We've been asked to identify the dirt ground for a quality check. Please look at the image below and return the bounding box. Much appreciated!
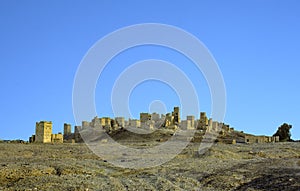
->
[0,141,299,191]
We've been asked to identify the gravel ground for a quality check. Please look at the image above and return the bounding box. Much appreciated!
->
[0,141,299,191]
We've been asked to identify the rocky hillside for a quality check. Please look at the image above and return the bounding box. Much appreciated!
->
[0,141,299,190]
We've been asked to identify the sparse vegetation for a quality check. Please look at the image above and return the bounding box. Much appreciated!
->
[273,123,293,142]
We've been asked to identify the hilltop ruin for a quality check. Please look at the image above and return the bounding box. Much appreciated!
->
[29,107,279,144]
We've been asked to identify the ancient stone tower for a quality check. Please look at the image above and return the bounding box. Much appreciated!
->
[172,107,180,124]
[198,112,208,130]
[187,115,195,129]
[63,123,71,136]
[74,125,83,143]
[82,121,90,129]
[100,117,111,130]
[35,121,52,143]
[140,113,151,123]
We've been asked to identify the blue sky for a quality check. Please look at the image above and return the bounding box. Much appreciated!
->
[0,0,299,140]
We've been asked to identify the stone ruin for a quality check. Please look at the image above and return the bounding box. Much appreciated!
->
[29,107,281,145]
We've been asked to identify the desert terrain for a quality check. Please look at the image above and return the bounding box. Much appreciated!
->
[0,133,300,191]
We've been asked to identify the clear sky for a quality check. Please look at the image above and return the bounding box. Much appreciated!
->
[0,0,299,140]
